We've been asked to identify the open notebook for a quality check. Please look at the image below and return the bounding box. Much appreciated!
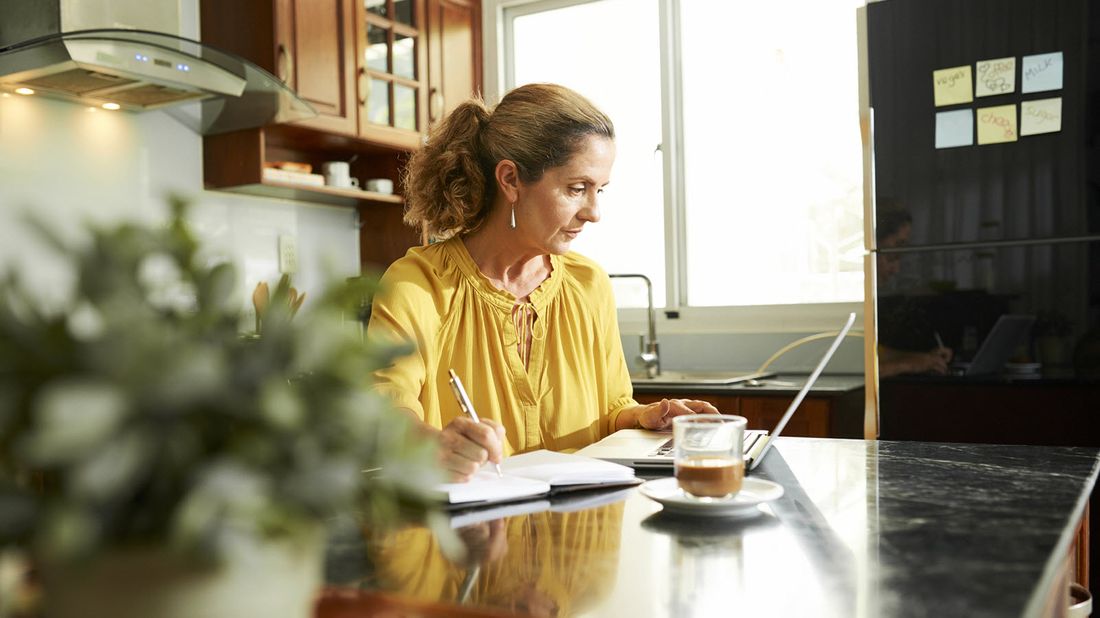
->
[433,449,639,508]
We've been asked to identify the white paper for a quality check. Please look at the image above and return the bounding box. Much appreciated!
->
[501,449,636,486]
[935,109,974,149]
[437,471,550,505]
[975,57,1016,97]
[1021,52,1063,93]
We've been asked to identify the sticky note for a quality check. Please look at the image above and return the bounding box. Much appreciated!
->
[933,65,974,106]
[976,105,1018,144]
[1021,52,1063,93]
[935,109,974,148]
[1020,98,1062,136]
[975,57,1016,97]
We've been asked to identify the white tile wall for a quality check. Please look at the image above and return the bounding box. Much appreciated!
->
[0,93,360,324]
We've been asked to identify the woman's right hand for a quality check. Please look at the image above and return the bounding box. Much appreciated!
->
[438,416,506,482]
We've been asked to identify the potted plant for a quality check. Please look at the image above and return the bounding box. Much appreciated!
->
[0,198,441,618]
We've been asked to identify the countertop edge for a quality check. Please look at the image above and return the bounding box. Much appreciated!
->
[1022,453,1100,617]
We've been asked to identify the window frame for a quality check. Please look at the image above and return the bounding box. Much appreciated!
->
[483,0,865,334]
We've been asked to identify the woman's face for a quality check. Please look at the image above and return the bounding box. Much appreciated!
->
[876,221,911,280]
[514,135,615,255]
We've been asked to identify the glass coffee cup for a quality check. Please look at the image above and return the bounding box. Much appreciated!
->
[673,414,747,499]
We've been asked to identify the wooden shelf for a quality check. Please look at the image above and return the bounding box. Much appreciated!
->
[215,182,404,208]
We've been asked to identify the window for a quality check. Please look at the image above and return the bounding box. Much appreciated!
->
[501,0,865,317]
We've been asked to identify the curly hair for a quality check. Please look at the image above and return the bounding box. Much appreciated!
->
[402,83,615,240]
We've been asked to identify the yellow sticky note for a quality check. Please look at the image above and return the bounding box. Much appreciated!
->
[977,105,1018,144]
[933,65,973,107]
[1020,98,1062,136]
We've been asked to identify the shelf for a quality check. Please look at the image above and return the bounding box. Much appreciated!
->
[215,181,404,208]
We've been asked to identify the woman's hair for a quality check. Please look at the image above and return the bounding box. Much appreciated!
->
[876,197,913,242]
[401,83,615,239]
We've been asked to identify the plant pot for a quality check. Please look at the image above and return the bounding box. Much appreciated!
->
[42,526,325,618]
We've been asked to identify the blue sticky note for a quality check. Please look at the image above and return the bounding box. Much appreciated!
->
[1021,52,1063,93]
[935,109,973,149]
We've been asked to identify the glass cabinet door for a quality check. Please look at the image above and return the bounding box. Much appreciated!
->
[360,0,424,136]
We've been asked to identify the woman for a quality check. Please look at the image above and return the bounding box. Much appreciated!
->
[875,201,954,376]
[367,83,717,481]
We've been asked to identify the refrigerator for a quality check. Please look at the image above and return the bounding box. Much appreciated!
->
[860,0,1099,594]
[861,0,1100,440]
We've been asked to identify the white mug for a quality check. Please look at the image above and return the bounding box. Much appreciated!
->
[322,161,359,189]
[364,178,394,194]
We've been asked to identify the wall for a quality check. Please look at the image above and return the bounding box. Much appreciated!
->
[0,93,360,328]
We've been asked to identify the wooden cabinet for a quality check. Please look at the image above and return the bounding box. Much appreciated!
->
[201,0,358,136]
[200,0,482,270]
[356,0,429,150]
[426,0,482,126]
[633,390,862,439]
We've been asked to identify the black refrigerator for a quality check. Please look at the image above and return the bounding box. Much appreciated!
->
[863,0,1099,594]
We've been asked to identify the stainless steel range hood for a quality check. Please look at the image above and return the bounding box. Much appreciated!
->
[0,0,316,135]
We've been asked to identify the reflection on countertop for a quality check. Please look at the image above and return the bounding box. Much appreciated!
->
[321,437,1099,618]
[631,372,865,395]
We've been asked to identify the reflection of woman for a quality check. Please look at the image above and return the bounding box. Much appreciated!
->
[367,84,716,480]
[876,202,953,376]
[370,501,625,616]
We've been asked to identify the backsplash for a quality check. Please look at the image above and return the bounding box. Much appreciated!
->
[0,93,359,325]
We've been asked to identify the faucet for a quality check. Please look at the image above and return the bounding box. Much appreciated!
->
[609,273,660,378]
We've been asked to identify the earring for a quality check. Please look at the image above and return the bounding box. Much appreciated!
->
[509,202,517,230]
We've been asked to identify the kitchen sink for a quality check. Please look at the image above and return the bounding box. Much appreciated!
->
[630,370,776,386]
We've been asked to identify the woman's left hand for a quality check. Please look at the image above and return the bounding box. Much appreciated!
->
[632,398,720,431]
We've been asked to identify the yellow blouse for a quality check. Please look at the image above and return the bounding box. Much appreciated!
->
[366,237,638,454]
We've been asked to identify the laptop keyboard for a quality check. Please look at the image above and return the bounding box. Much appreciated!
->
[650,433,762,458]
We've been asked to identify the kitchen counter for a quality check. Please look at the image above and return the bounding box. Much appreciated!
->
[322,437,1098,618]
[632,372,864,395]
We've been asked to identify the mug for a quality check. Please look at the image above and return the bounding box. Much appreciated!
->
[673,414,747,499]
[364,178,394,194]
[322,161,359,189]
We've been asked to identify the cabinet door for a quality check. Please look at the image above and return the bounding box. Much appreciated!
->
[201,0,357,135]
[277,0,358,135]
[426,0,482,126]
[356,0,429,149]
[739,397,831,438]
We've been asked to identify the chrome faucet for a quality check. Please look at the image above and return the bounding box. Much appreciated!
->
[609,273,660,378]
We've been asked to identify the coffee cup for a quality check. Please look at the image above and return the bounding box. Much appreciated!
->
[322,161,359,189]
[364,178,394,194]
[673,414,746,499]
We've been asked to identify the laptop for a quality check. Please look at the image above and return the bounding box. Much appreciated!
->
[577,312,857,471]
[953,314,1036,376]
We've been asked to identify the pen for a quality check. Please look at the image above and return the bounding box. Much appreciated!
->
[448,369,504,477]
[934,331,946,351]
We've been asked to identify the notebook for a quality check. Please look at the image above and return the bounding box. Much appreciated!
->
[433,449,640,508]
[576,312,857,471]
[953,314,1036,376]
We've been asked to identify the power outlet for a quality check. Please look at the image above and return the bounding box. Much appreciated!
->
[278,235,298,274]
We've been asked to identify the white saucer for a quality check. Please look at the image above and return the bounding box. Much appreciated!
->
[639,477,784,518]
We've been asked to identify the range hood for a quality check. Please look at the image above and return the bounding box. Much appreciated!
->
[0,0,316,135]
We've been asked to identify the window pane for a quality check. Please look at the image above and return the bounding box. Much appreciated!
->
[368,79,390,125]
[393,32,415,79]
[366,24,389,73]
[394,0,414,25]
[394,83,417,130]
[510,0,664,308]
[365,0,387,18]
[681,0,865,306]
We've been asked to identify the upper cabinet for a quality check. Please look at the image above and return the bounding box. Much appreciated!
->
[200,0,480,267]
[358,0,429,150]
[425,0,482,126]
[200,0,359,136]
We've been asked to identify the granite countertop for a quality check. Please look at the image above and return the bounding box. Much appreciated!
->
[632,373,865,395]
[328,437,1099,618]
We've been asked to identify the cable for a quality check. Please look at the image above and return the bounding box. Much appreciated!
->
[755,330,864,374]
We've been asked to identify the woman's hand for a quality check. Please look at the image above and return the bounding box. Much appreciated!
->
[879,345,954,376]
[438,416,506,482]
[623,398,720,431]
